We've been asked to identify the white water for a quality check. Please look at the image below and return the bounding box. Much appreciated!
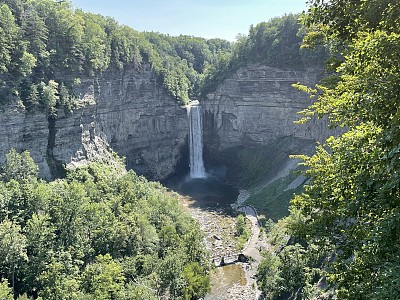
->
[187,103,206,178]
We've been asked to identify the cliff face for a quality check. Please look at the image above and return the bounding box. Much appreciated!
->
[202,64,335,187]
[0,63,331,182]
[203,64,330,152]
[0,64,188,180]
[95,65,188,179]
[0,106,51,177]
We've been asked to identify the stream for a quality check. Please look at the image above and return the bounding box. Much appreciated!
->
[165,175,262,300]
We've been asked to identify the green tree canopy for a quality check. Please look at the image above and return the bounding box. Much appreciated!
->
[0,0,233,106]
[1,149,38,182]
[199,14,328,96]
[0,151,210,299]
[279,0,400,299]
[0,219,28,291]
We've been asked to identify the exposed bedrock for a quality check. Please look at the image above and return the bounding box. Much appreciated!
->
[0,63,333,182]
[0,64,188,180]
[202,64,333,185]
[95,65,188,180]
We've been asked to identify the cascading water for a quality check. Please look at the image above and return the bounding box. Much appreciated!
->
[187,102,206,178]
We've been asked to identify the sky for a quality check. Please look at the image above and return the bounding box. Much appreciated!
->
[70,0,307,41]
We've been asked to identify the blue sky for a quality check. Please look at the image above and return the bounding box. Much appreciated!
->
[70,0,307,41]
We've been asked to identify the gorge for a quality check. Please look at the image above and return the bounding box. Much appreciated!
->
[0,63,329,185]
[1,1,399,299]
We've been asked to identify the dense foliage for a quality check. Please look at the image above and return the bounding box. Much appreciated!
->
[0,150,210,299]
[0,0,327,108]
[257,218,332,300]
[143,32,230,101]
[257,0,400,299]
[199,14,327,96]
[301,0,400,45]
[0,0,230,110]
[234,214,251,249]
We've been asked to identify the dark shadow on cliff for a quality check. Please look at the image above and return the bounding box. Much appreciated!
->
[165,136,317,216]
[204,135,316,189]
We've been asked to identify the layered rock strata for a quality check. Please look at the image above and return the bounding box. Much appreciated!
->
[0,105,51,177]
[0,63,331,182]
[203,64,330,152]
[95,65,188,180]
[0,64,188,180]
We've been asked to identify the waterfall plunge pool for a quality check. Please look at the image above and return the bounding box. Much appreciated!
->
[165,174,239,211]
[181,101,238,209]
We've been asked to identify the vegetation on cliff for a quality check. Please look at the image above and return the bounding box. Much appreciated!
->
[0,150,210,299]
[0,0,328,109]
[0,0,231,110]
[257,0,400,299]
[199,13,328,96]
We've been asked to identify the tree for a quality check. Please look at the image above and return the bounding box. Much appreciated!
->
[0,4,19,73]
[48,180,89,252]
[18,51,36,77]
[302,0,400,44]
[182,262,210,300]
[39,80,59,115]
[21,9,49,71]
[0,279,13,300]
[81,13,109,73]
[81,254,125,300]
[257,251,282,300]
[118,282,158,300]
[23,213,56,293]
[38,252,85,300]
[0,156,210,297]
[279,244,307,295]
[157,253,185,298]
[1,149,38,182]
[0,219,28,292]
[235,214,247,236]
[287,1,400,298]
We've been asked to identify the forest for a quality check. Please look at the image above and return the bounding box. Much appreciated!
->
[0,0,230,111]
[0,0,323,112]
[199,13,327,96]
[0,150,210,299]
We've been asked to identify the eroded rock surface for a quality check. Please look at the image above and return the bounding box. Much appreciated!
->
[203,64,330,152]
[0,64,188,180]
[0,64,331,181]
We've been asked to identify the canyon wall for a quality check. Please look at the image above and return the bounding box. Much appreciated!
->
[203,64,331,152]
[202,64,335,186]
[0,106,51,177]
[0,63,332,182]
[95,65,188,179]
[0,64,188,180]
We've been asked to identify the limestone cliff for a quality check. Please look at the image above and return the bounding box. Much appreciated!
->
[0,63,332,183]
[0,105,51,178]
[203,64,330,152]
[0,64,188,180]
[95,65,188,179]
[202,64,334,187]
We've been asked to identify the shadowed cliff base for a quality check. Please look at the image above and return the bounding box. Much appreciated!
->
[205,136,315,188]
[203,136,316,218]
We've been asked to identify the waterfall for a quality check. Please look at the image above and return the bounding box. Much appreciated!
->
[187,102,206,178]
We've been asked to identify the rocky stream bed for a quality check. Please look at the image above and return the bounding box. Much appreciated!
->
[176,191,263,300]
